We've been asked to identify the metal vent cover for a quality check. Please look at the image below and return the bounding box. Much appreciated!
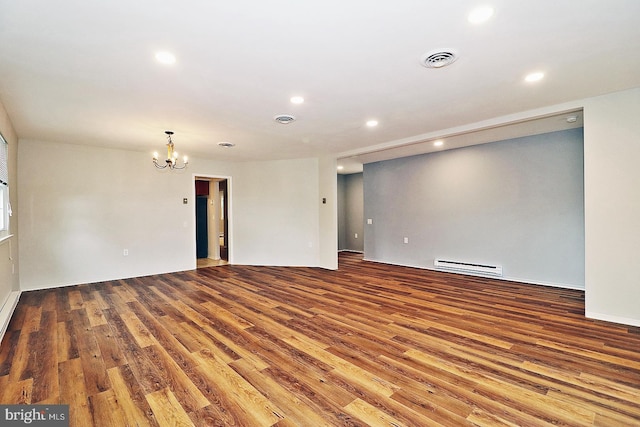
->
[421,50,458,68]
[274,114,296,124]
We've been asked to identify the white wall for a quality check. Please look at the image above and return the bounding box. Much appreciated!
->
[18,140,200,289]
[318,156,338,269]
[584,88,640,326]
[18,140,336,290]
[232,158,321,266]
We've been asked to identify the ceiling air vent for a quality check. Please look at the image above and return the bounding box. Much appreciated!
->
[274,114,296,124]
[421,50,458,69]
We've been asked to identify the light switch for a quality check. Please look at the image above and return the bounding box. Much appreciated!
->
[403,237,409,244]
[367,219,373,225]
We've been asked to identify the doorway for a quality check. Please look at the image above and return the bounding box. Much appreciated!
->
[337,172,364,254]
[194,176,230,267]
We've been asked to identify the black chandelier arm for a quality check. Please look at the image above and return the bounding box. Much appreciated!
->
[152,130,188,170]
[153,158,188,169]
[153,159,169,169]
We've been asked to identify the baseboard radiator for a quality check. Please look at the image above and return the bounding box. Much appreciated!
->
[434,259,503,277]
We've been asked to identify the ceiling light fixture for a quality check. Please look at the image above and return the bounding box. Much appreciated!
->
[290,96,304,104]
[525,71,545,83]
[155,51,176,65]
[274,114,296,124]
[153,131,188,170]
[434,140,444,147]
[366,120,379,127]
[468,6,494,24]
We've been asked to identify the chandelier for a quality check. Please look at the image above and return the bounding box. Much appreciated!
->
[153,131,188,170]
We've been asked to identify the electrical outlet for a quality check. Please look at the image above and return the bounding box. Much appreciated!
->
[403,237,409,244]
[367,218,373,225]
[123,249,129,256]
[354,233,358,239]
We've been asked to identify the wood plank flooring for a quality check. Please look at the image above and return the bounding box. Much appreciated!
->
[1,252,639,426]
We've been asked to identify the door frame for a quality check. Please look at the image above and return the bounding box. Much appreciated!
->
[192,174,233,264]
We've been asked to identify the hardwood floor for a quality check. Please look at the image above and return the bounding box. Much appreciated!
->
[197,258,229,268]
[1,252,639,426]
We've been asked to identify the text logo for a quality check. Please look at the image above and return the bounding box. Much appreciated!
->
[1,405,69,426]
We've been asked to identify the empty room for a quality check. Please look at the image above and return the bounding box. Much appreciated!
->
[0,1,639,426]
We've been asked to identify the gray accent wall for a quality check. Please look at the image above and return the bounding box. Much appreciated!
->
[338,173,364,252]
[363,128,585,288]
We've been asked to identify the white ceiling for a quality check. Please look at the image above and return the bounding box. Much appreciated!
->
[1,1,639,172]
[340,108,585,172]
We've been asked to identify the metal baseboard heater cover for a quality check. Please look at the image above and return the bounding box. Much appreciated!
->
[434,259,503,277]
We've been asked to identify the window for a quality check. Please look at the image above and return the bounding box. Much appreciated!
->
[0,133,9,232]
[0,189,4,231]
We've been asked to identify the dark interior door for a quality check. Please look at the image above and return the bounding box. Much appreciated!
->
[196,196,208,258]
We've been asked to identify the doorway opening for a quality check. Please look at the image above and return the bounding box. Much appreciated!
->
[194,176,230,268]
[337,172,364,257]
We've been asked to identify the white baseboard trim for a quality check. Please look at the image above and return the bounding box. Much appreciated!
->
[0,291,21,344]
[586,311,640,328]
[362,257,584,290]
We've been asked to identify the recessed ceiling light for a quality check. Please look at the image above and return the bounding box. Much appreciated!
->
[337,165,344,171]
[434,140,444,147]
[566,116,578,123]
[525,71,545,83]
[366,120,379,127]
[218,142,235,148]
[468,6,494,24]
[290,96,304,104]
[155,51,176,65]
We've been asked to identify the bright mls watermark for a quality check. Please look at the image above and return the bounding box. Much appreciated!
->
[1,405,69,426]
